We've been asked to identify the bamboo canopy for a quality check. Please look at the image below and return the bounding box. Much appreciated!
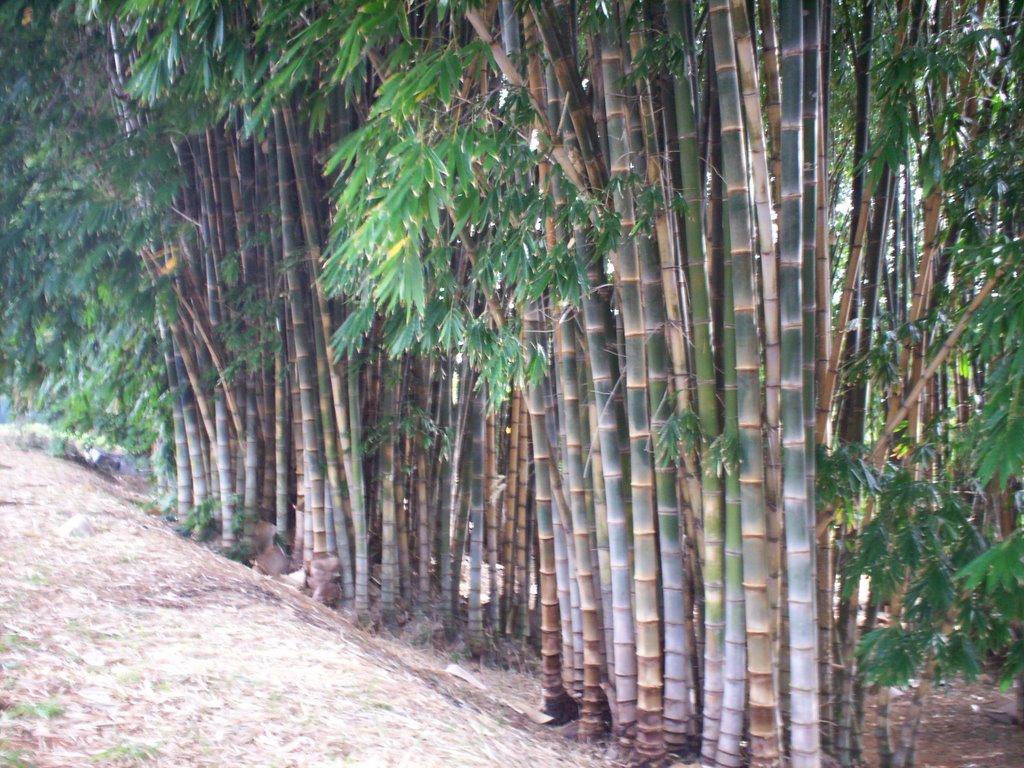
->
[1,2,1023,767]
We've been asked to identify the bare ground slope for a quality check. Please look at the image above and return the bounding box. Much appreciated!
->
[0,438,610,768]
[1,435,1022,768]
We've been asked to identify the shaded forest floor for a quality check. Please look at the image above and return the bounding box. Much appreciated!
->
[0,432,1020,767]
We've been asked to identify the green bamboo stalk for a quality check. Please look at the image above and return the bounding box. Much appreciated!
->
[779,0,821,759]
[380,360,399,630]
[468,381,487,656]
[311,303,355,599]
[555,307,607,736]
[598,13,663,757]
[243,385,259,548]
[626,19,696,750]
[275,336,290,545]
[347,362,369,622]
[718,203,747,768]
[666,3,728,758]
[273,110,327,561]
[173,339,208,511]
[416,370,433,610]
[162,326,192,520]
[707,0,784,761]
[544,371,578,694]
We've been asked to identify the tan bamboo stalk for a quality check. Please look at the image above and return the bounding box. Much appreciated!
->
[707,0,783,761]
[623,15,696,748]
[869,269,1003,467]
[543,365,579,693]
[273,111,327,560]
[525,301,579,723]
[311,299,355,597]
[556,306,608,737]
[729,0,784,639]
[757,0,783,206]
[344,361,367,621]
[514,393,531,638]
[528,21,631,735]
[599,12,663,758]
[583,352,617,690]
[397,427,412,604]
[486,407,500,631]
[173,341,208,511]
[416,361,433,609]
[289,325,305,565]
[501,391,522,625]
[168,319,216,456]
[282,103,355,592]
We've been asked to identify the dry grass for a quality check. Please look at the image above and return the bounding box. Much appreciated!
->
[0,433,614,768]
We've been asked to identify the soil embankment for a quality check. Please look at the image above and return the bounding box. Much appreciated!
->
[0,437,607,767]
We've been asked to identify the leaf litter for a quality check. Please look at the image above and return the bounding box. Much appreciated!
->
[0,436,612,768]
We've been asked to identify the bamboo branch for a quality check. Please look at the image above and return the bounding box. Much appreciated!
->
[869,268,1004,466]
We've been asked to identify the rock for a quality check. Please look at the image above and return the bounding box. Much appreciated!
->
[431,623,446,649]
[58,514,95,538]
[312,580,341,606]
[309,556,341,580]
[253,521,277,554]
[254,545,289,576]
[283,569,307,589]
[308,556,341,606]
[984,701,1022,725]
[251,521,287,576]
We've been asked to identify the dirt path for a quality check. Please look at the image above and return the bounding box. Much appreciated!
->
[0,439,610,768]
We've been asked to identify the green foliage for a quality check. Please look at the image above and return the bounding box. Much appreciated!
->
[175,497,217,540]
[842,457,1024,689]
[91,741,160,764]
[0,2,171,453]
[817,443,881,526]
[0,741,33,768]
[655,407,702,467]
[2,697,64,721]
[956,532,1024,688]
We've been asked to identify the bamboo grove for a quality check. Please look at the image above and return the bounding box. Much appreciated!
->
[2,1,1023,766]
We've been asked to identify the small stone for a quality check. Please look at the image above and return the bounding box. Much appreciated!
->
[58,514,95,538]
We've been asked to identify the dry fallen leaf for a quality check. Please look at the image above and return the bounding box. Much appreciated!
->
[445,663,487,690]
